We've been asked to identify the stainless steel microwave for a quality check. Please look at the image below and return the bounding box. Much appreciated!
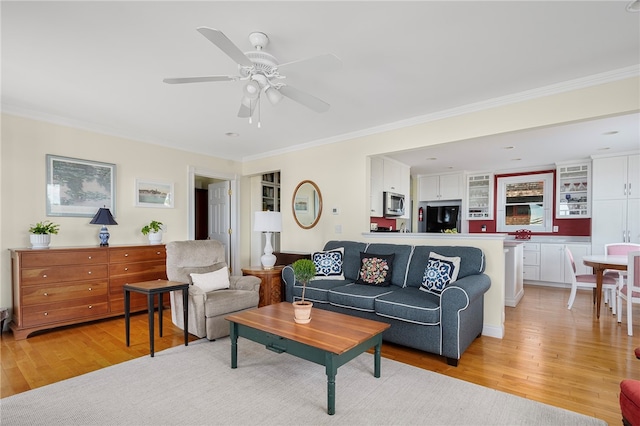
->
[383,191,405,217]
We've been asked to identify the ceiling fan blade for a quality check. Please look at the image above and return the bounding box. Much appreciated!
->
[277,53,342,74]
[163,76,235,84]
[196,27,254,68]
[278,85,330,113]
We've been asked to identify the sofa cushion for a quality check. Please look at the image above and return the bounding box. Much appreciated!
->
[328,283,394,312]
[355,252,395,286]
[312,247,344,280]
[365,243,413,287]
[323,241,368,281]
[375,287,441,325]
[406,246,485,288]
[420,252,461,295]
[292,278,349,303]
[203,289,258,317]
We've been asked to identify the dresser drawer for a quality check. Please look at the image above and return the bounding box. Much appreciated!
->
[22,280,108,305]
[20,264,109,286]
[20,250,108,267]
[22,301,109,327]
[109,246,166,263]
[109,260,166,277]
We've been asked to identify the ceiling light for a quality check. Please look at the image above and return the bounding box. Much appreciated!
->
[503,146,515,150]
[511,158,522,161]
[603,131,619,135]
[598,147,611,151]
[425,157,437,161]
[627,0,640,12]
[243,80,260,99]
[265,87,282,105]
[225,132,239,137]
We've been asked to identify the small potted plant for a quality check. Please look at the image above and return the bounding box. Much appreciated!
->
[28,220,60,249]
[141,220,164,245]
[291,259,316,324]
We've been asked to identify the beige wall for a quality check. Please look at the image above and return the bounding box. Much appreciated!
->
[0,114,243,310]
[1,76,638,337]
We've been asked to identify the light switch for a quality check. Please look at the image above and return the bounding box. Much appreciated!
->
[335,224,342,234]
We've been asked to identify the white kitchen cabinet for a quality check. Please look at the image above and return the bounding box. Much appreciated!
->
[370,156,384,217]
[535,243,592,284]
[466,173,493,220]
[370,156,410,219]
[522,242,540,281]
[504,243,524,307]
[418,173,462,202]
[556,162,590,218]
[591,154,640,253]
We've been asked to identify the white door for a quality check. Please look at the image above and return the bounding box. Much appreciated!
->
[208,181,230,264]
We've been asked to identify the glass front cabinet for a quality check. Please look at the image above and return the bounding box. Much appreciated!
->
[555,162,591,218]
[466,173,494,220]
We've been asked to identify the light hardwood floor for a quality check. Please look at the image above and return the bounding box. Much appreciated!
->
[1,285,639,425]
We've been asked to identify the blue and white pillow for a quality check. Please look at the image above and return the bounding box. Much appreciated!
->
[420,252,461,295]
[312,248,344,280]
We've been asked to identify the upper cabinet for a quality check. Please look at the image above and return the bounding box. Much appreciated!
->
[592,154,639,201]
[370,156,410,218]
[466,173,493,220]
[555,162,591,218]
[418,173,463,202]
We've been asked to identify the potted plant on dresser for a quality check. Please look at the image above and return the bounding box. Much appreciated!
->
[141,220,164,245]
[291,258,316,324]
[28,220,60,249]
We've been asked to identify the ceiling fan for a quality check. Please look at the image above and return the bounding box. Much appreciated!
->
[163,27,341,125]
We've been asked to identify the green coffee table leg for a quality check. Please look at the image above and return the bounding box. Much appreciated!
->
[326,354,337,415]
[230,322,238,369]
[374,339,382,378]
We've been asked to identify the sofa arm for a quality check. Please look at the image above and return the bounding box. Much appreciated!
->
[282,265,295,302]
[229,275,261,292]
[440,274,491,363]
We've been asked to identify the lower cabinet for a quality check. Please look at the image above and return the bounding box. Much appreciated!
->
[10,245,167,340]
[524,242,591,286]
[504,243,524,307]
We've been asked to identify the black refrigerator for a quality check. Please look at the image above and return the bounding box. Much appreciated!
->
[417,202,461,233]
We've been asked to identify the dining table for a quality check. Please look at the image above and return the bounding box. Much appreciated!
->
[582,254,628,319]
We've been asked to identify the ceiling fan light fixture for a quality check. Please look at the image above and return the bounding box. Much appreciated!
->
[244,80,260,99]
[265,87,283,105]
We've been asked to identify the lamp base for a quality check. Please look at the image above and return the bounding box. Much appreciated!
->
[98,226,110,246]
[260,231,276,269]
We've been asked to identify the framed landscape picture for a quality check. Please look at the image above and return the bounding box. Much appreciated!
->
[46,155,116,217]
[135,179,174,208]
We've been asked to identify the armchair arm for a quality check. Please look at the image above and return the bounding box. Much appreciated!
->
[229,275,261,292]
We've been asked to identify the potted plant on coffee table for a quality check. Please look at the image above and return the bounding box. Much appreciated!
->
[28,220,60,249]
[141,220,164,245]
[291,258,316,324]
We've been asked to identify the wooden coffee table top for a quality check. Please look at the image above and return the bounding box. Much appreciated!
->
[226,302,390,355]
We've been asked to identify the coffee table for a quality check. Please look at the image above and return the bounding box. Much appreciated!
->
[225,302,390,415]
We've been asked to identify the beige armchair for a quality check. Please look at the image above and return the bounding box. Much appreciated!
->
[166,240,260,340]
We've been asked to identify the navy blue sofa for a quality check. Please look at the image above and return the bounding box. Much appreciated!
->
[282,240,491,366]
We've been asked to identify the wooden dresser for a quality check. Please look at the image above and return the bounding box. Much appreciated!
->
[10,245,167,340]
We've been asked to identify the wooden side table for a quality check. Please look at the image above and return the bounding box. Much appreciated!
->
[242,266,285,307]
[124,280,189,357]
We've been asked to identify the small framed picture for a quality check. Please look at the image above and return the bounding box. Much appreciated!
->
[135,179,174,208]
[294,196,309,213]
[46,155,116,217]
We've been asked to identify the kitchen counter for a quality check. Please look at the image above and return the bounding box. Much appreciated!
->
[364,232,590,244]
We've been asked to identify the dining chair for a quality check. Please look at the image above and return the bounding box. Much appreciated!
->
[565,246,617,311]
[618,251,640,336]
[604,243,640,302]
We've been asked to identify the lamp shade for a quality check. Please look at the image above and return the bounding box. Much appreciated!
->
[254,211,281,232]
[90,208,118,225]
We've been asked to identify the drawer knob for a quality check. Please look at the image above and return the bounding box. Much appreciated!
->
[43,312,48,316]
[88,305,93,309]
[124,253,129,257]
[88,287,92,291]
[156,252,161,255]
[42,274,47,278]
[43,292,48,296]
[88,256,92,259]
[124,267,128,271]
[88,271,92,275]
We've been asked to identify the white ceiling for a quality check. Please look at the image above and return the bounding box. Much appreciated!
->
[2,1,639,173]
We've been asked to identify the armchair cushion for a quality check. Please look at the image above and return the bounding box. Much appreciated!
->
[190,267,230,292]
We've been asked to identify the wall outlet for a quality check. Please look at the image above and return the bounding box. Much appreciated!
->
[335,224,342,234]
[553,225,559,233]
[332,207,340,215]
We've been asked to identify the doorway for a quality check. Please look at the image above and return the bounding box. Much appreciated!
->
[188,166,239,275]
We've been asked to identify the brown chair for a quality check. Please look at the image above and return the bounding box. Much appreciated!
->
[166,240,260,340]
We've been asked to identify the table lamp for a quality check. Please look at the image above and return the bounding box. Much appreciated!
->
[90,207,118,246]
[254,211,282,269]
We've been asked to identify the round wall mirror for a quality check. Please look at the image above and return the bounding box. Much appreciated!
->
[292,180,322,229]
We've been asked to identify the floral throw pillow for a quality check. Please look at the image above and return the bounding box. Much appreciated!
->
[355,252,395,286]
[312,248,345,280]
[420,252,461,295]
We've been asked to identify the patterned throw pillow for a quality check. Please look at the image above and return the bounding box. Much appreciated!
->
[312,248,345,280]
[420,252,461,295]
[355,252,395,286]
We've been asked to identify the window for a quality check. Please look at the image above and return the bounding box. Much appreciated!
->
[496,173,553,232]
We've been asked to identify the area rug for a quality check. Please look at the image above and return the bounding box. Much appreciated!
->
[1,337,605,425]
